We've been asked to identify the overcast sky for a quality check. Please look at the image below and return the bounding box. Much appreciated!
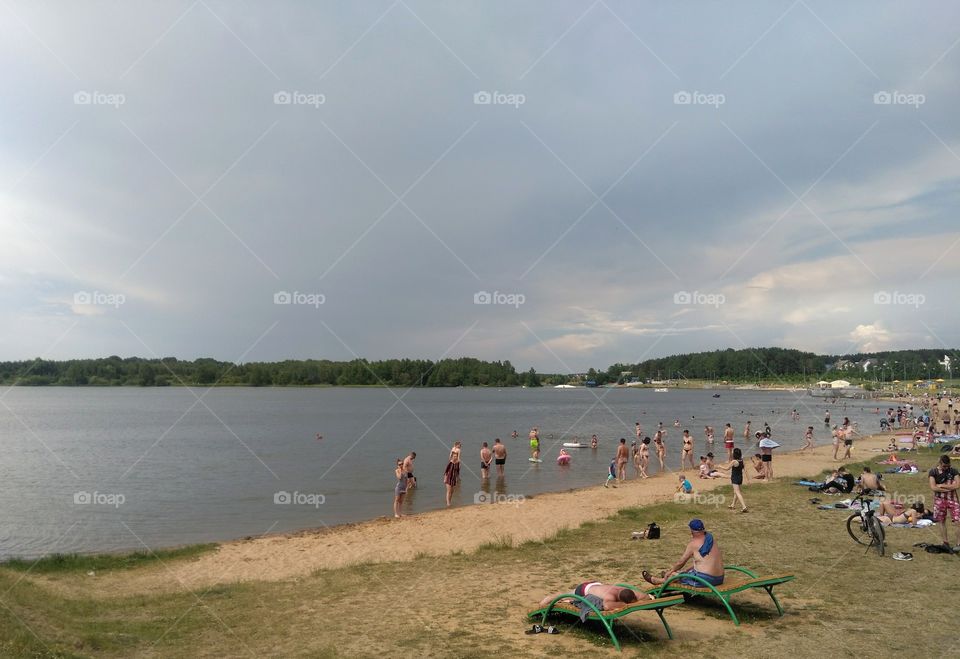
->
[2,1,959,372]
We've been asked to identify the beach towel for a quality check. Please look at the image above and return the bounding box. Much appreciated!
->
[795,480,820,487]
[575,594,605,622]
[699,532,715,557]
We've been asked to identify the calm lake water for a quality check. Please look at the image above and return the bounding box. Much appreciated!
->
[0,387,884,559]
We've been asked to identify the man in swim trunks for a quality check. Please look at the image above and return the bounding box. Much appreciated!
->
[480,442,492,480]
[929,454,960,551]
[492,438,507,476]
[402,451,417,490]
[723,423,735,461]
[616,438,629,482]
[642,519,724,587]
[537,582,646,609]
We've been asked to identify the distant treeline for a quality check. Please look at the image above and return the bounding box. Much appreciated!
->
[0,357,538,387]
[0,348,953,387]
[602,347,954,383]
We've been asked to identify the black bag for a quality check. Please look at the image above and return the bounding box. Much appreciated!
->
[646,522,660,540]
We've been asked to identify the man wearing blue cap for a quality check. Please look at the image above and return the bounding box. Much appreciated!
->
[641,519,724,587]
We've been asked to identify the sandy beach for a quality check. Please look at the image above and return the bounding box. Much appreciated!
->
[48,433,891,597]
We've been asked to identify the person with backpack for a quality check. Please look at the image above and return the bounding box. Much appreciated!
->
[929,454,960,552]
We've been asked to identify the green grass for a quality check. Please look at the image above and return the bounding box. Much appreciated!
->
[0,543,217,574]
[1,449,957,657]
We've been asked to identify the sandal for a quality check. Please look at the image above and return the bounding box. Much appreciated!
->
[641,570,653,584]
[892,552,913,561]
[740,508,749,513]
[546,626,560,634]
[525,624,544,635]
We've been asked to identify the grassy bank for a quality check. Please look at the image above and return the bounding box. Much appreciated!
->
[1,450,956,658]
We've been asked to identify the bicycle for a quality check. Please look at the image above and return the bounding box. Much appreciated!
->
[845,491,885,556]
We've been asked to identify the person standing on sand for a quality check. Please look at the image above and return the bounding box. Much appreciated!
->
[841,425,854,460]
[831,425,841,460]
[480,442,492,480]
[393,459,407,518]
[716,448,747,513]
[402,452,417,490]
[929,455,960,552]
[443,442,461,507]
[492,438,507,477]
[723,423,734,461]
[681,430,695,471]
[616,438,629,482]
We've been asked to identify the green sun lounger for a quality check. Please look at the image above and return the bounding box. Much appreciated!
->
[527,593,684,651]
[624,566,795,626]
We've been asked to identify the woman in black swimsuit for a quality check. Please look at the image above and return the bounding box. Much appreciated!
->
[719,448,748,513]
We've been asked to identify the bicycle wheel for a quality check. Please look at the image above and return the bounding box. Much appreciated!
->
[846,513,871,546]
[869,515,885,556]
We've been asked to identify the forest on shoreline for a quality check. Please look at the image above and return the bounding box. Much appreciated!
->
[0,347,953,387]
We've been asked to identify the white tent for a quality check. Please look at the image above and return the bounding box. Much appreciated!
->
[829,379,851,388]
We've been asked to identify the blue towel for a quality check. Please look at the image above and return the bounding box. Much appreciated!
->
[699,532,714,557]
[796,480,820,486]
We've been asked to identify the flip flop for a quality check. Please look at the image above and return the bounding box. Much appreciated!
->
[546,626,560,634]
[892,552,913,561]
[641,570,653,583]
[525,624,544,635]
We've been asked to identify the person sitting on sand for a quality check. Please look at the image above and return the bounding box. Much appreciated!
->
[698,455,720,479]
[642,519,724,587]
[751,453,766,480]
[675,473,694,499]
[537,582,647,610]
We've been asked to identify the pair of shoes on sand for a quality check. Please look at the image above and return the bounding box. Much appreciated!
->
[526,624,559,635]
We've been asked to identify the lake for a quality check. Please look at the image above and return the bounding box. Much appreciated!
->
[0,386,884,559]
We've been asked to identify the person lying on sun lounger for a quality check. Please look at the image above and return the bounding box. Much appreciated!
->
[537,582,649,610]
[641,519,725,587]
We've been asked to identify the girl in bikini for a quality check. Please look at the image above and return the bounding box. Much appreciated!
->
[639,437,650,478]
[443,442,461,507]
[654,431,666,473]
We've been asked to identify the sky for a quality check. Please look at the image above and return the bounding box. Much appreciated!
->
[2,1,959,373]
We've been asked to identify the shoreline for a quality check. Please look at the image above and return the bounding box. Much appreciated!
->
[41,433,892,595]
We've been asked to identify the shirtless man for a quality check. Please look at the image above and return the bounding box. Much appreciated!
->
[616,438,629,482]
[681,430,695,471]
[635,422,643,441]
[642,519,724,587]
[723,423,735,461]
[480,442,493,480]
[858,466,884,494]
[402,451,417,490]
[492,438,507,476]
[538,582,645,610]
[743,420,751,443]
